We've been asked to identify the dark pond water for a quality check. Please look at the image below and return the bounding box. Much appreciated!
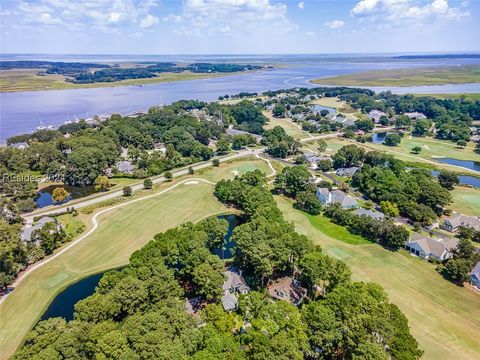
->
[371,132,389,144]
[213,214,242,259]
[434,158,480,172]
[430,170,480,187]
[40,272,104,322]
[39,214,240,321]
[36,184,97,208]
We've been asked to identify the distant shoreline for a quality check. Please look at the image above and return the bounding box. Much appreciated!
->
[311,65,480,87]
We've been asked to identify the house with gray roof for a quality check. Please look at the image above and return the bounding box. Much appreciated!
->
[9,142,29,150]
[226,125,262,142]
[405,233,458,261]
[470,262,480,288]
[222,267,250,311]
[403,112,426,120]
[335,167,359,177]
[115,160,135,174]
[21,216,57,242]
[316,188,359,209]
[368,110,386,123]
[267,277,307,306]
[441,214,480,232]
[354,208,385,220]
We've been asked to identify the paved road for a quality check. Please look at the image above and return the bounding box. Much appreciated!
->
[23,148,265,224]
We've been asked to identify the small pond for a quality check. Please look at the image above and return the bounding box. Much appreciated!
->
[430,170,480,188]
[36,184,98,208]
[40,272,104,322]
[39,214,241,321]
[371,132,389,144]
[213,214,242,260]
[433,158,480,173]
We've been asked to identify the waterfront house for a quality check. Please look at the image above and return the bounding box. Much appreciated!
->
[405,233,458,261]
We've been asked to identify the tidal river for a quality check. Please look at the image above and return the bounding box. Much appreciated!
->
[1,54,480,141]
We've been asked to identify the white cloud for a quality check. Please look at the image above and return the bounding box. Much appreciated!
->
[12,0,160,31]
[351,0,469,25]
[298,2,304,10]
[140,14,158,28]
[325,20,345,29]
[167,0,297,36]
[305,31,316,36]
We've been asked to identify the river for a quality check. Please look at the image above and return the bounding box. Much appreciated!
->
[1,54,480,141]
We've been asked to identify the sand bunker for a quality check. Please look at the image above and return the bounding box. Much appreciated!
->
[232,170,239,176]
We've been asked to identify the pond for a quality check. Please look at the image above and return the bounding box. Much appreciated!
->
[39,214,241,321]
[40,272,104,322]
[430,170,480,188]
[433,158,480,173]
[213,214,242,259]
[36,184,98,208]
[371,132,389,144]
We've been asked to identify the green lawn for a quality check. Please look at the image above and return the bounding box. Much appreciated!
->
[306,213,371,245]
[310,97,360,120]
[413,93,480,101]
[276,197,480,360]
[263,110,312,139]
[449,186,480,216]
[312,65,480,87]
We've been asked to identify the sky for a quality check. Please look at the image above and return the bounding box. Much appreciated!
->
[0,0,479,55]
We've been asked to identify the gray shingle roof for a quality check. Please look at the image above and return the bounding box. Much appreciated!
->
[354,208,385,220]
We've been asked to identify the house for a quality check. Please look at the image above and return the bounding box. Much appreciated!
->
[368,110,386,123]
[226,125,262,142]
[403,112,426,120]
[405,233,459,261]
[354,208,385,220]
[267,277,307,306]
[316,188,359,209]
[333,116,355,127]
[222,267,250,311]
[21,216,57,242]
[9,142,29,150]
[470,262,480,288]
[441,214,480,232]
[115,161,135,174]
[303,151,329,170]
[335,167,359,177]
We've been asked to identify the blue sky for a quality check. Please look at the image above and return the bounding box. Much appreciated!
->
[0,0,478,54]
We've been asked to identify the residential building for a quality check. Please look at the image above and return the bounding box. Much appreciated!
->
[21,216,58,243]
[316,188,359,209]
[354,208,385,220]
[9,142,29,150]
[222,267,250,311]
[404,112,427,120]
[405,233,459,261]
[226,125,263,142]
[368,110,386,123]
[115,160,135,174]
[335,167,359,177]
[470,262,480,288]
[267,277,307,306]
[441,214,480,232]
